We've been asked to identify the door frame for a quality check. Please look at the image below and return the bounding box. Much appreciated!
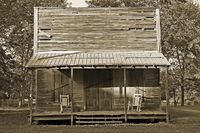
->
[84,69,113,111]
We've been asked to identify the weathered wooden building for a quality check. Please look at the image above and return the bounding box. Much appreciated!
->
[26,7,170,125]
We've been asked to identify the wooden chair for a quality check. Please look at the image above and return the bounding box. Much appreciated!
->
[133,94,142,112]
[60,95,70,113]
[128,94,142,112]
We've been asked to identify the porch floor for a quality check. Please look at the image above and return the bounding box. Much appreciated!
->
[31,110,167,124]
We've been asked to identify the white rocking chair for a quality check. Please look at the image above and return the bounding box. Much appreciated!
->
[60,95,70,113]
[128,94,142,112]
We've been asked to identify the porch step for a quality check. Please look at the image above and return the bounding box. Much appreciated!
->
[75,116,123,120]
[75,115,123,124]
[76,121,123,124]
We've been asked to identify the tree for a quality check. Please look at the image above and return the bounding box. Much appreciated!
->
[86,0,156,7]
[161,1,200,106]
[0,0,70,107]
[86,0,186,7]
[87,0,200,106]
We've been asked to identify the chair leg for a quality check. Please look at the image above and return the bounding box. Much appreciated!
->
[60,104,63,113]
[137,106,141,112]
[136,106,140,112]
[128,101,131,111]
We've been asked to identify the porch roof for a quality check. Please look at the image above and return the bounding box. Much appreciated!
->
[26,52,170,69]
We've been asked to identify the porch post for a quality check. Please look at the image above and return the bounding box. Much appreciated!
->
[30,70,34,125]
[70,67,74,126]
[124,68,127,123]
[165,67,170,123]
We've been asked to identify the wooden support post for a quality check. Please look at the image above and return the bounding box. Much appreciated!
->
[156,9,161,52]
[165,67,170,123]
[159,89,162,111]
[33,7,38,54]
[35,70,38,111]
[159,68,162,111]
[70,67,74,126]
[124,68,127,123]
[30,70,34,125]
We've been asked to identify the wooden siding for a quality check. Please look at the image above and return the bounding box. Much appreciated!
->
[36,8,158,52]
[72,70,84,112]
[36,69,58,112]
[112,70,124,110]
[35,69,161,113]
[112,69,160,111]
[36,69,71,113]
[54,70,61,102]
[84,70,113,111]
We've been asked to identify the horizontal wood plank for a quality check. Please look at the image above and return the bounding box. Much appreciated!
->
[36,8,158,52]
[75,121,123,124]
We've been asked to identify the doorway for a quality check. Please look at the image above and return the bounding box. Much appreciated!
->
[84,70,112,111]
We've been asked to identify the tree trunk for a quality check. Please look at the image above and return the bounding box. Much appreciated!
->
[180,74,185,106]
[18,85,24,108]
[173,88,177,106]
[181,85,184,106]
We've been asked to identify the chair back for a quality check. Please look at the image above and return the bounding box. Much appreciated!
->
[60,95,69,107]
[133,94,142,106]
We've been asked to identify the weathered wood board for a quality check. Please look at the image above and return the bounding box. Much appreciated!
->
[112,69,160,111]
[84,70,112,111]
[35,69,161,113]
[36,69,58,112]
[36,69,71,112]
[35,7,159,52]
[72,70,84,112]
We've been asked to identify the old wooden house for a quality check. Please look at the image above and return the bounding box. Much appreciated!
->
[26,7,170,125]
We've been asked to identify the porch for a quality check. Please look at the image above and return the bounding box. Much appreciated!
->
[32,110,167,124]
[26,52,170,125]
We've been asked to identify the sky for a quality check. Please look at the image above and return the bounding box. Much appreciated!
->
[68,0,88,7]
[68,0,200,7]
[194,0,200,4]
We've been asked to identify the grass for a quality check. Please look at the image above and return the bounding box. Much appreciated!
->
[0,105,200,133]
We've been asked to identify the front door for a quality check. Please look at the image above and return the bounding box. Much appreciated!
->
[86,87,99,111]
[99,87,112,110]
[84,70,112,111]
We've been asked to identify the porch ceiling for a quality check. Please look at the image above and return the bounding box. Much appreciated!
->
[26,52,170,69]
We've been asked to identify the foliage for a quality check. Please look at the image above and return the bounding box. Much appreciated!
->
[1,0,200,107]
[162,1,200,105]
[86,0,157,7]
[86,0,122,7]
[0,0,69,105]
[86,0,187,7]
[87,0,200,106]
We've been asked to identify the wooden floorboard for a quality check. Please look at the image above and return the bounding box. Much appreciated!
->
[127,116,166,120]
[75,111,166,116]
[33,110,166,116]
[31,110,167,123]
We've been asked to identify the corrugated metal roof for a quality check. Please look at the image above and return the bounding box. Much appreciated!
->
[26,52,170,68]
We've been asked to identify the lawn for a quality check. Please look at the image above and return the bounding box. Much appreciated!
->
[0,105,200,133]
